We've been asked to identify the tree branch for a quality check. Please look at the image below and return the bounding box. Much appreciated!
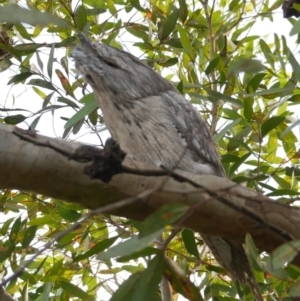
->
[1,123,300,265]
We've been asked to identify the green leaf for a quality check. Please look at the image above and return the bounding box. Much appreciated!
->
[22,226,37,248]
[88,108,98,125]
[287,49,300,82]
[202,87,243,107]
[117,247,158,262]
[245,234,263,272]
[36,282,53,301]
[61,56,68,76]
[139,204,189,238]
[27,79,56,90]
[72,118,84,134]
[259,39,274,67]
[57,97,79,108]
[156,57,178,67]
[182,229,199,258]
[110,274,140,301]
[59,281,92,299]
[272,173,291,189]
[42,92,55,108]
[132,253,165,301]
[266,240,300,273]
[57,232,77,246]
[289,280,300,297]
[75,236,119,261]
[36,51,44,71]
[52,37,76,48]
[214,118,242,142]
[178,0,188,22]
[64,99,98,129]
[86,8,107,15]
[0,5,70,28]
[15,23,32,40]
[280,119,300,139]
[47,43,55,79]
[165,259,204,301]
[160,9,180,41]
[0,43,21,61]
[49,259,63,277]
[243,98,253,120]
[79,93,95,104]
[4,114,26,125]
[223,108,243,119]
[0,246,15,263]
[126,27,148,42]
[177,24,193,58]
[7,72,33,85]
[107,0,117,15]
[244,86,293,98]
[28,216,57,226]
[222,154,241,163]
[164,38,182,48]
[229,59,265,76]
[217,33,226,52]
[56,206,81,222]
[97,229,163,260]
[290,17,300,36]
[62,126,72,139]
[30,115,41,129]
[74,5,87,31]
[227,136,252,153]
[33,86,47,98]
[9,217,21,244]
[205,57,220,75]
[232,21,254,40]
[130,0,146,12]
[267,189,300,196]
[261,116,285,137]
[0,59,12,72]
[14,43,44,54]
[0,218,14,236]
[246,73,266,93]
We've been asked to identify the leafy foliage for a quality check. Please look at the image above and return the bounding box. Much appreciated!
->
[1,0,300,300]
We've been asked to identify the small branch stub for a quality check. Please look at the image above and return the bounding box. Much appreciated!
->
[71,138,126,182]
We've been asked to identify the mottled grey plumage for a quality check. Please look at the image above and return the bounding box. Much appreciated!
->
[72,36,224,177]
[0,287,16,301]
[72,34,261,299]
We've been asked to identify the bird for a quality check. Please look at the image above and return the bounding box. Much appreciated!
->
[0,286,16,301]
[72,34,262,300]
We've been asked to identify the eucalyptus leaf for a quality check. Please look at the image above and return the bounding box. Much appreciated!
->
[261,116,285,137]
[64,99,98,129]
[160,9,180,41]
[229,59,265,76]
[0,5,70,27]
[265,240,300,276]
[47,43,55,80]
[139,204,189,238]
[97,229,163,260]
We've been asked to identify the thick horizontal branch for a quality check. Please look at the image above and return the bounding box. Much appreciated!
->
[0,124,155,220]
[0,123,300,264]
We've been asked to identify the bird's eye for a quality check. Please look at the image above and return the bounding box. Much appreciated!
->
[103,58,119,68]
[86,74,94,84]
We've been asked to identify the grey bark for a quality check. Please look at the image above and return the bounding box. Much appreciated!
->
[72,34,261,299]
[0,124,299,257]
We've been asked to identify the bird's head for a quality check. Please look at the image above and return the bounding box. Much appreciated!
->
[72,34,174,102]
